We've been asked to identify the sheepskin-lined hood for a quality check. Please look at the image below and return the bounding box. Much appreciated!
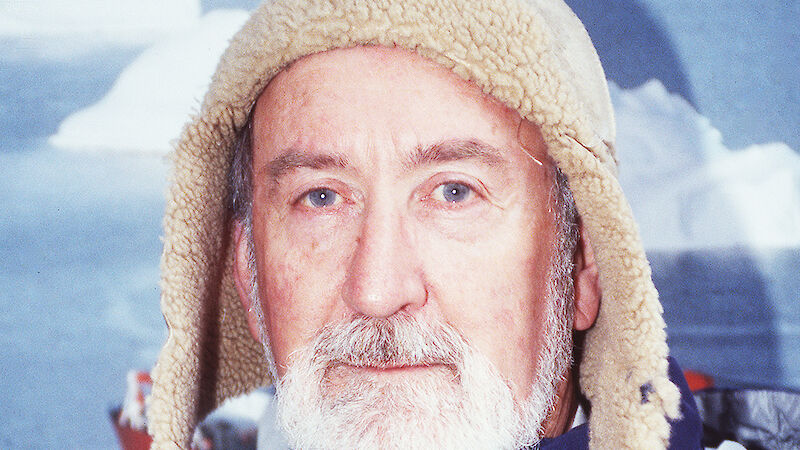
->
[148,0,680,448]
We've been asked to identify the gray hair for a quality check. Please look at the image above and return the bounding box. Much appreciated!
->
[230,111,254,232]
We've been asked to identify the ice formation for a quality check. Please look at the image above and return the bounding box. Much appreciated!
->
[48,9,249,153]
[48,11,800,250]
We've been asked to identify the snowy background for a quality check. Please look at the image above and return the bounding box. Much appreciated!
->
[1,0,798,448]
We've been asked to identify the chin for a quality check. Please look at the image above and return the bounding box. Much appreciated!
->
[274,346,538,450]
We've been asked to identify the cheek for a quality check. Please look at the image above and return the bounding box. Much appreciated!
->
[416,209,553,387]
[253,209,357,372]
[256,257,307,371]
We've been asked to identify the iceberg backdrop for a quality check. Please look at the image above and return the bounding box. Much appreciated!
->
[0,0,797,448]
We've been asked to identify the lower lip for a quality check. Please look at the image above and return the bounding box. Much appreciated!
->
[324,364,454,385]
[358,365,432,374]
[337,364,447,378]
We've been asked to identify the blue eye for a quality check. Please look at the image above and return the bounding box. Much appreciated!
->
[441,182,471,203]
[306,188,337,207]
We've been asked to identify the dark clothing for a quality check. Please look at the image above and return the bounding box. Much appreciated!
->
[695,387,800,449]
[539,358,703,449]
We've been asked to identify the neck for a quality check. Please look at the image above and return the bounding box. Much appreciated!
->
[541,367,580,438]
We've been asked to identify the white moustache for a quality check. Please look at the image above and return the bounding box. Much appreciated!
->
[309,314,468,371]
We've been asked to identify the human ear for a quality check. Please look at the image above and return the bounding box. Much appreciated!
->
[232,220,262,342]
[572,220,601,331]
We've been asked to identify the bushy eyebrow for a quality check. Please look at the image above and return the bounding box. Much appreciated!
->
[262,138,509,183]
[406,139,508,169]
[265,151,350,180]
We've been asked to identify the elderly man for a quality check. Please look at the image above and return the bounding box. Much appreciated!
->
[148,0,702,448]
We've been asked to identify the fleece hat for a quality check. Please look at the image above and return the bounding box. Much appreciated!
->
[148,0,680,448]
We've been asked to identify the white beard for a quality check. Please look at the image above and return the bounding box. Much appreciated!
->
[263,289,573,450]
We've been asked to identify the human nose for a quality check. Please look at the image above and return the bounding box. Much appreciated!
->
[342,206,427,318]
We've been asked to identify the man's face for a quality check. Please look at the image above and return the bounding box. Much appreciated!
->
[238,46,572,447]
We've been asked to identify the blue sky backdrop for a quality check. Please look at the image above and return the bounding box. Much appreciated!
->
[0,1,797,447]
